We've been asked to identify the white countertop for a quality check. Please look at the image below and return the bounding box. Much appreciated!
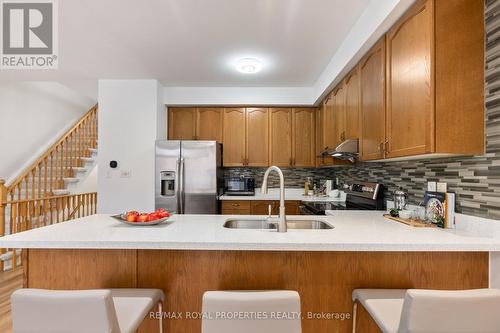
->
[1,211,500,251]
[219,188,346,202]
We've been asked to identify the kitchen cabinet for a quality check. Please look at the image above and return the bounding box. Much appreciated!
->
[344,68,360,140]
[168,107,196,140]
[246,108,269,167]
[292,108,316,167]
[316,94,350,167]
[223,108,246,166]
[332,84,346,147]
[168,107,222,141]
[385,0,433,158]
[221,200,301,215]
[384,0,484,158]
[196,108,223,142]
[359,37,386,161]
[269,108,293,167]
[221,200,251,215]
[316,94,335,166]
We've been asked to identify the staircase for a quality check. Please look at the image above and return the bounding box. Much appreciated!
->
[0,105,98,271]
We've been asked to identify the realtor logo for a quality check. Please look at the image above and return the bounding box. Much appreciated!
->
[1,0,58,69]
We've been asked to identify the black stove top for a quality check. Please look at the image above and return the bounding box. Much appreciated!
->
[300,181,384,215]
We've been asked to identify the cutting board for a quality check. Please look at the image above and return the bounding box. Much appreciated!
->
[383,214,437,228]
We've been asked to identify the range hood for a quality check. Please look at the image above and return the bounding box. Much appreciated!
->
[322,139,359,163]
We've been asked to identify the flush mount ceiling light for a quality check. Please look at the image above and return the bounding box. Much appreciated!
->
[235,58,262,74]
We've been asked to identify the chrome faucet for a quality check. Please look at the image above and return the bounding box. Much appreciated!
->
[261,166,287,232]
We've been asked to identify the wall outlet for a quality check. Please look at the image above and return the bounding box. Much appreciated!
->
[437,182,447,193]
[120,170,132,178]
[427,181,437,192]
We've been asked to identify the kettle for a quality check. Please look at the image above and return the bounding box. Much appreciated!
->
[393,187,407,210]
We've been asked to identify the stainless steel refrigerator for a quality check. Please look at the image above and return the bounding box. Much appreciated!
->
[155,140,222,214]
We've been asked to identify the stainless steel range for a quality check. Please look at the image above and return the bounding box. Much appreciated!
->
[299,181,384,215]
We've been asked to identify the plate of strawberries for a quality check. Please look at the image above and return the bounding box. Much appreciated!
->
[113,208,172,226]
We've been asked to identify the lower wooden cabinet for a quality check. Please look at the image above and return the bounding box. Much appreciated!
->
[221,200,301,215]
[221,200,251,215]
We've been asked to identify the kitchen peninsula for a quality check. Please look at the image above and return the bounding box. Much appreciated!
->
[0,212,495,333]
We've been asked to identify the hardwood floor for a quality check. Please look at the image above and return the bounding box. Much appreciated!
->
[0,268,23,333]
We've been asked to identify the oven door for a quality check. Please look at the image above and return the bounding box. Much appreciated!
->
[299,205,317,215]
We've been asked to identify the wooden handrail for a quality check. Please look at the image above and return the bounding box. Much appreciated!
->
[1,191,97,271]
[6,104,98,201]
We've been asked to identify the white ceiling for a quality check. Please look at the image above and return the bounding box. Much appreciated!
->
[0,0,415,103]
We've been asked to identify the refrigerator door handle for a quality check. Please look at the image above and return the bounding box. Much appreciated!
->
[175,158,181,213]
[179,157,185,214]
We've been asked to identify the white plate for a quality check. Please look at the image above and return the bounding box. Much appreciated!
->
[112,214,171,226]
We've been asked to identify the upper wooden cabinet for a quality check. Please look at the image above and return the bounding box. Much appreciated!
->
[196,108,223,142]
[246,108,269,167]
[168,108,196,140]
[384,0,484,158]
[223,108,246,167]
[168,107,222,141]
[385,0,433,158]
[270,108,293,167]
[292,108,316,167]
[332,84,346,147]
[344,68,360,140]
[360,37,386,161]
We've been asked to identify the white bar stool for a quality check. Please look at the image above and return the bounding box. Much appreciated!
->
[352,288,500,333]
[11,288,165,333]
[202,290,301,333]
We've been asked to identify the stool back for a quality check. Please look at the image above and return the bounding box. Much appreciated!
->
[398,288,500,333]
[202,290,301,333]
[11,288,121,333]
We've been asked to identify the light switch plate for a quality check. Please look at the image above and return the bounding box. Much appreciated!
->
[427,181,437,192]
[120,170,132,178]
[437,182,447,193]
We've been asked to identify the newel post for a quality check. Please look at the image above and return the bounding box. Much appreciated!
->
[0,179,6,271]
[0,179,6,239]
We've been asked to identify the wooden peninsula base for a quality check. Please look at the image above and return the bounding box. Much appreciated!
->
[24,249,488,333]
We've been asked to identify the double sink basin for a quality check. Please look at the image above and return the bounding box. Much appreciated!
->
[223,218,333,230]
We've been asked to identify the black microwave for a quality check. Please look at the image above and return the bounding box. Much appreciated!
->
[225,177,255,196]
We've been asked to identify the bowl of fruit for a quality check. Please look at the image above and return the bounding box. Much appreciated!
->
[112,208,172,226]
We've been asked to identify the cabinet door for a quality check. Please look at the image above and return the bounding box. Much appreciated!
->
[292,108,315,167]
[345,68,360,140]
[323,93,336,152]
[196,108,223,142]
[168,108,196,140]
[332,84,346,147]
[316,101,326,166]
[285,201,301,215]
[246,108,269,167]
[386,0,433,158]
[251,201,275,215]
[223,108,246,166]
[221,201,251,215]
[269,108,293,167]
[360,38,386,161]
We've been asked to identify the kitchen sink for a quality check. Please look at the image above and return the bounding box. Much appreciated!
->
[223,218,333,230]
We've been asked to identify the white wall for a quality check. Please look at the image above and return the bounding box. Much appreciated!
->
[0,82,95,184]
[163,86,313,106]
[97,80,164,213]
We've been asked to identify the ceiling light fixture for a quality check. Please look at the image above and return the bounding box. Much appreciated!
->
[236,58,262,74]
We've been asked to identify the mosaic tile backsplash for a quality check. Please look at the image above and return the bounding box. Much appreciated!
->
[225,1,500,221]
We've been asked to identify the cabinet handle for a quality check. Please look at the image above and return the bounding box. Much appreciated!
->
[231,203,240,207]
[384,139,389,154]
[289,158,293,166]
